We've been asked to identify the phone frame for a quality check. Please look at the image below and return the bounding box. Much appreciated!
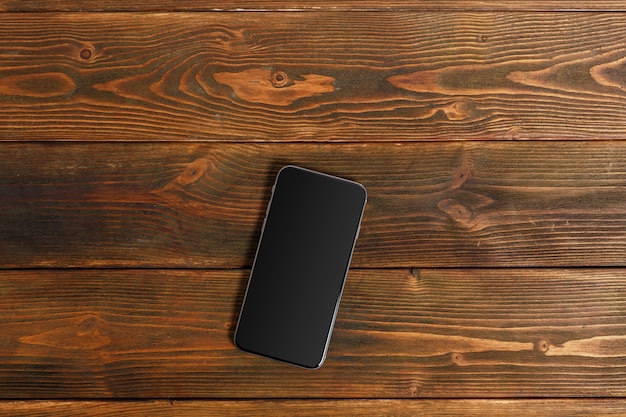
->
[234,165,367,369]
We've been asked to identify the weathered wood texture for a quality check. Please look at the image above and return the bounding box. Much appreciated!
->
[1,1,625,11]
[1,12,626,141]
[2,268,626,398]
[3,399,626,416]
[2,142,626,269]
[2,5,626,414]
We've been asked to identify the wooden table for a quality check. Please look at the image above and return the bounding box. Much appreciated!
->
[2,1,626,415]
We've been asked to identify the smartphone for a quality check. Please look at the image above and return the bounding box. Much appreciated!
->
[234,165,367,369]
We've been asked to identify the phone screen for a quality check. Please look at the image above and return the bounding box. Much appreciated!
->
[234,165,367,369]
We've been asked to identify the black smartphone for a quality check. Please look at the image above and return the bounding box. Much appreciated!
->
[234,165,367,369]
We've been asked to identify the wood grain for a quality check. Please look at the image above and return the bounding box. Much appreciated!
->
[1,1,625,12]
[2,268,626,398]
[2,141,626,268]
[2,5,626,411]
[3,399,626,416]
[1,12,626,141]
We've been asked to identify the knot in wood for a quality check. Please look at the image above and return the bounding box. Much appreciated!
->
[80,48,93,60]
[271,71,289,88]
[177,158,210,186]
[538,340,550,353]
[77,315,99,335]
[451,161,473,189]
[438,199,473,225]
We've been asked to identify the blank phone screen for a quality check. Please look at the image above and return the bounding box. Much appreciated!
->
[234,165,367,369]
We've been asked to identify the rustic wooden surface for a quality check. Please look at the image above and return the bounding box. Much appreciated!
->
[3,268,626,398]
[1,2,626,415]
[4,399,626,416]
[1,12,626,141]
[3,1,626,11]
[2,142,626,268]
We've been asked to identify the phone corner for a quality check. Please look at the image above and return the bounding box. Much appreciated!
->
[276,164,299,177]
[300,359,326,370]
[302,349,329,370]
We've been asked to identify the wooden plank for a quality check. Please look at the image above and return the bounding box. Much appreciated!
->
[2,141,626,268]
[2,1,626,12]
[1,12,626,141]
[2,268,626,398]
[3,399,626,416]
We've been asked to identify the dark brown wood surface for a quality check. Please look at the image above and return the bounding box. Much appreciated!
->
[1,2,626,415]
[1,13,626,141]
[2,142,626,268]
[3,268,626,398]
[3,399,626,416]
[2,1,626,11]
